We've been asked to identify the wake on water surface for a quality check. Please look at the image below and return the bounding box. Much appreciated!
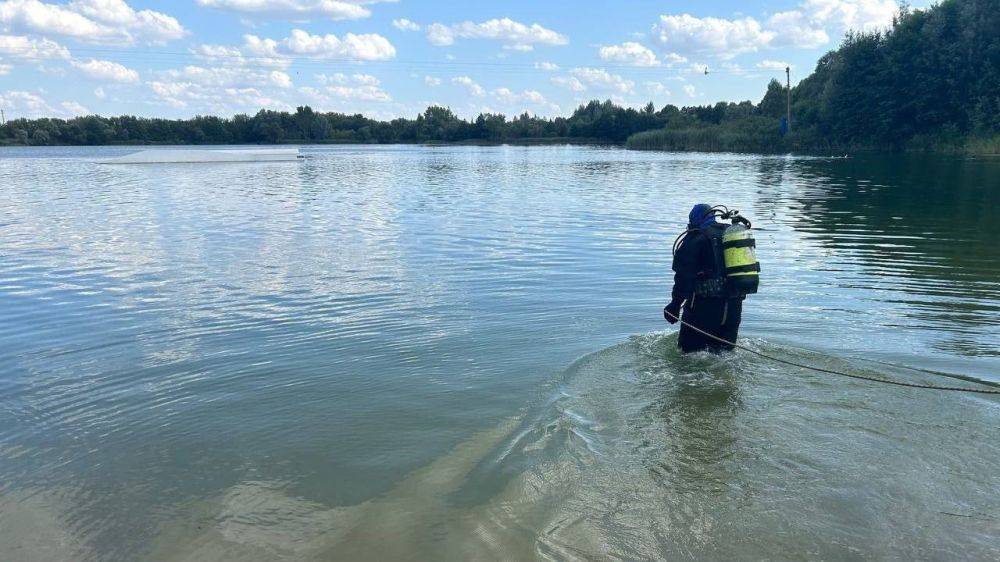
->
[8,334,995,561]
[137,334,1000,560]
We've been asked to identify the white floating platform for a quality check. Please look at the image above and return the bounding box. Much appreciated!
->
[102,148,303,164]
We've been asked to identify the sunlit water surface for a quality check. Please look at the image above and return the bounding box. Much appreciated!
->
[1,145,998,560]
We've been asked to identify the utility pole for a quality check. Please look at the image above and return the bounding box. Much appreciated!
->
[785,66,792,133]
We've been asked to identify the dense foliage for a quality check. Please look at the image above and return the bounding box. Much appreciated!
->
[0,101,677,147]
[0,0,996,153]
[787,0,1000,151]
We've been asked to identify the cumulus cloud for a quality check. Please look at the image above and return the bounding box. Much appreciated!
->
[451,76,484,96]
[555,67,634,94]
[683,84,696,97]
[651,0,900,57]
[242,29,396,63]
[491,87,559,113]
[94,86,105,98]
[0,89,88,117]
[71,58,139,83]
[663,52,688,66]
[241,35,291,67]
[756,59,791,71]
[645,81,670,95]
[766,10,829,48]
[196,0,393,21]
[768,0,897,48]
[147,79,290,112]
[0,63,10,74]
[426,18,567,51]
[653,14,774,59]
[424,75,441,86]
[0,34,70,60]
[392,18,420,31]
[598,42,659,66]
[60,100,88,115]
[298,73,392,107]
[191,44,246,65]
[0,0,186,45]
[534,61,559,71]
[550,75,585,92]
[153,65,293,93]
[803,0,898,32]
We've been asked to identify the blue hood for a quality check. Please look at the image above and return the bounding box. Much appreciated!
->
[688,203,717,228]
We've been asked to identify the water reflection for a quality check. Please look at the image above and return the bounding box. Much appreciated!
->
[644,366,742,496]
[0,146,997,560]
[783,155,1000,355]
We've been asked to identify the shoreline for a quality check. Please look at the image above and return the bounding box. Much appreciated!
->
[2,140,996,158]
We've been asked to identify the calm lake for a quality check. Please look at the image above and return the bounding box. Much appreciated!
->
[1,145,998,560]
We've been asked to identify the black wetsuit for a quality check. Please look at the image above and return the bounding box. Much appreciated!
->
[669,224,743,353]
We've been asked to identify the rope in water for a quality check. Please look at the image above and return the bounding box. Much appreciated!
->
[663,312,1000,395]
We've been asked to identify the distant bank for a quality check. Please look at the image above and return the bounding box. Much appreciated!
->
[1,0,996,156]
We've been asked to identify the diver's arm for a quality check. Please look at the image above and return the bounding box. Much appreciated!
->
[665,234,699,322]
[670,235,699,304]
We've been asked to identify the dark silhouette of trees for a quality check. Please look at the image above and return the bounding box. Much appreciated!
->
[0,0,995,153]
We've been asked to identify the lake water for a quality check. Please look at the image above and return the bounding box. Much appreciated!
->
[1,145,998,561]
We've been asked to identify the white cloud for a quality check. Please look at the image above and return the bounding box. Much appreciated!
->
[316,72,379,86]
[0,34,70,60]
[451,76,484,96]
[804,0,898,32]
[155,65,293,91]
[663,52,688,66]
[767,10,829,48]
[269,69,292,88]
[491,87,558,112]
[648,0,899,57]
[599,42,659,66]
[191,44,245,65]
[645,81,669,95]
[147,80,291,112]
[71,58,139,83]
[94,86,105,98]
[196,0,392,21]
[534,61,558,71]
[756,59,791,71]
[0,63,10,74]
[653,14,774,59]
[721,61,745,74]
[392,18,420,31]
[683,84,696,97]
[568,67,634,94]
[768,0,897,48]
[60,100,88,115]
[551,75,585,92]
[0,89,88,117]
[0,0,186,45]
[299,73,392,107]
[424,75,441,86]
[426,18,567,51]
[242,29,396,62]
[241,34,290,67]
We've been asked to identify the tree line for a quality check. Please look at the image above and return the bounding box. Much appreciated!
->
[630,0,999,153]
[1,0,996,154]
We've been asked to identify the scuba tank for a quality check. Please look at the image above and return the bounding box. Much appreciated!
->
[673,206,760,297]
[721,220,759,295]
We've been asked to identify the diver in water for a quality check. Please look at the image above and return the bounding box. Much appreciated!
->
[663,203,759,353]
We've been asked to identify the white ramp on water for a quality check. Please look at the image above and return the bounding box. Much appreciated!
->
[102,148,303,164]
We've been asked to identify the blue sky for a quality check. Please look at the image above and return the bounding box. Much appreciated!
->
[0,0,917,120]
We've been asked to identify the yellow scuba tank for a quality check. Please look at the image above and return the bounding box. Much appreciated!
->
[722,223,759,295]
